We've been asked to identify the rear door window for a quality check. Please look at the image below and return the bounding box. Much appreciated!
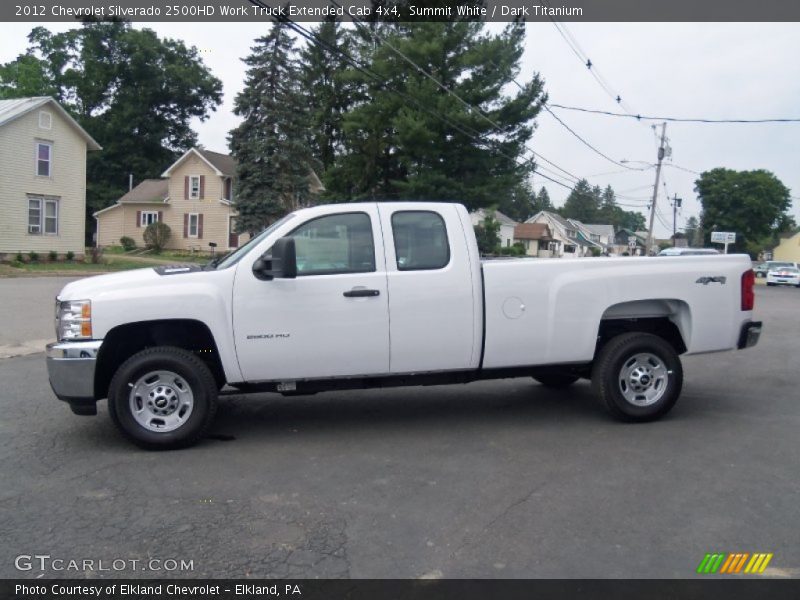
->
[390,211,450,271]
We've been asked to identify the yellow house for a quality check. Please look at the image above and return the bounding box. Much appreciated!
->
[773,231,800,263]
[0,97,101,260]
[95,147,247,252]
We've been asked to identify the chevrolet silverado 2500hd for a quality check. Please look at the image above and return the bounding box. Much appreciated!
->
[46,202,761,448]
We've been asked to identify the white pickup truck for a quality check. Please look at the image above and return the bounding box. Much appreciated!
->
[47,202,761,449]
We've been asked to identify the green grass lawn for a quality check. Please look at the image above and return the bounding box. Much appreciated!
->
[0,253,209,277]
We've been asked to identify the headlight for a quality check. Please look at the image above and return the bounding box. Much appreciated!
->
[56,299,92,340]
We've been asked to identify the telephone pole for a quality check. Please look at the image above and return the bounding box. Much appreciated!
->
[646,122,667,256]
[672,194,682,245]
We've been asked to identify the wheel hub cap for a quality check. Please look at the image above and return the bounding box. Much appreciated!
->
[618,353,669,407]
[129,370,194,432]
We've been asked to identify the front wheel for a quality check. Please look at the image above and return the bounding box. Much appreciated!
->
[591,333,683,422]
[108,346,218,449]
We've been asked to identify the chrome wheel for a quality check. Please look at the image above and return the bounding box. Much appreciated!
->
[618,353,669,407]
[129,370,194,433]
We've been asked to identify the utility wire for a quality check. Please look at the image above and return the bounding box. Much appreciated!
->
[549,103,800,124]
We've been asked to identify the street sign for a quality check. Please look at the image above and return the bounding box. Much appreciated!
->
[711,231,736,244]
[710,231,736,254]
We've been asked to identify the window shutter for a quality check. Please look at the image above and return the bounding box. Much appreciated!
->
[183,213,189,238]
[157,211,163,222]
[198,214,204,239]
[136,211,141,228]
[184,176,189,200]
[199,175,205,199]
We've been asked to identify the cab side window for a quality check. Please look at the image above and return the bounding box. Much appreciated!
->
[391,211,450,271]
[289,212,375,276]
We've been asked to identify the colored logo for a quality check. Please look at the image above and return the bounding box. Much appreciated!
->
[697,553,773,574]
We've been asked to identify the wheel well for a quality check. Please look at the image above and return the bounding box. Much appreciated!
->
[596,317,687,358]
[94,319,224,400]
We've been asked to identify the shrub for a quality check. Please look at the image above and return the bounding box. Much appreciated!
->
[15,252,24,263]
[10,260,24,269]
[120,236,137,251]
[89,246,104,264]
[66,251,75,262]
[28,251,39,263]
[143,222,171,253]
[48,250,58,262]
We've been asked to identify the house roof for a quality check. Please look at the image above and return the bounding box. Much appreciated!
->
[514,223,552,241]
[583,224,615,238]
[118,179,169,204]
[161,147,236,177]
[472,208,518,226]
[0,97,101,151]
[196,148,236,177]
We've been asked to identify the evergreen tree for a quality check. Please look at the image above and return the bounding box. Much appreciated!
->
[684,216,701,246]
[599,185,616,223]
[531,186,553,215]
[300,19,353,174]
[561,179,599,222]
[230,24,320,233]
[325,22,545,207]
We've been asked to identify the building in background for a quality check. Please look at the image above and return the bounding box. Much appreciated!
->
[0,97,101,260]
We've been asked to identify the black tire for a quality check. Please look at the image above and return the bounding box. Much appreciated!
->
[108,346,218,450]
[766,282,775,286]
[591,332,683,422]
[532,373,580,388]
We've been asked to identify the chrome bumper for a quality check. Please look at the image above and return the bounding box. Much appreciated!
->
[46,340,102,403]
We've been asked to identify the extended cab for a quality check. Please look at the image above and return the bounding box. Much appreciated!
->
[46,202,761,448]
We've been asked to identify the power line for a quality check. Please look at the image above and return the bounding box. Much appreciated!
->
[549,103,800,124]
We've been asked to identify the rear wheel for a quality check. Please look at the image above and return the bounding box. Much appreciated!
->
[592,333,682,422]
[108,346,217,449]
[532,373,580,388]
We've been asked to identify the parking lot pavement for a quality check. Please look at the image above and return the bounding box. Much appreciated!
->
[0,286,798,579]
[0,277,79,357]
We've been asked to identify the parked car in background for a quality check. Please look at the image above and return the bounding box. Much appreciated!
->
[658,247,719,256]
[755,261,797,278]
[766,266,800,287]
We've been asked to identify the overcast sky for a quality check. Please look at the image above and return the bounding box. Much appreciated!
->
[2,21,798,237]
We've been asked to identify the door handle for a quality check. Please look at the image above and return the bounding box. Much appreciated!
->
[343,288,380,298]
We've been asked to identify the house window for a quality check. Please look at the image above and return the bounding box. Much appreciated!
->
[189,176,201,199]
[39,111,52,130]
[28,196,58,235]
[188,213,199,237]
[140,211,159,227]
[36,142,52,177]
[224,178,232,201]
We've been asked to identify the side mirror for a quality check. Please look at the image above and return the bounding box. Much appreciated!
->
[252,237,297,281]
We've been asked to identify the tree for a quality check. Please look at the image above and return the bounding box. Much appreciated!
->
[143,222,171,253]
[561,179,599,222]
[695,168,792,255]
[324,21,545,208]
[230,23,320,233]
[531,186,553,215]
[0,22,223,242]
[474,213,501,255]
[683,216,702,247]
[300,19,353,175]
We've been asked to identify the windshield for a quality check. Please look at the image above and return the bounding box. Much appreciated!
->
[210,214,295,270]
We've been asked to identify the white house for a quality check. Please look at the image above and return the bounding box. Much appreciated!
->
[470,208,518,248]
[0,97,101,260]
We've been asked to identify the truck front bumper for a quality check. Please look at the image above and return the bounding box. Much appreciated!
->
[46,340,102,415]
[737,321,762,350]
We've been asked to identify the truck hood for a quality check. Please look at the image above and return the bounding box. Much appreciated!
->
[57,265,205,301]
